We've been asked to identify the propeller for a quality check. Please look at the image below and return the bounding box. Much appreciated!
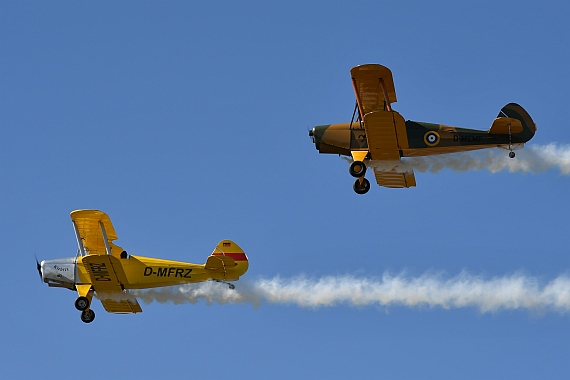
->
[307,126,315,143]
[35,255,43,282]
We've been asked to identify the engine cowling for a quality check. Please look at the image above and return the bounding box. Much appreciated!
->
[41,257,76,289]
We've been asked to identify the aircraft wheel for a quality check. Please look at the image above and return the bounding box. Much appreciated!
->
[353,178,371,195]
[509,151,515,158]
[75,296,90,311]
[80,309,95,324]
[349,161,366,178]
[228,283,235,290]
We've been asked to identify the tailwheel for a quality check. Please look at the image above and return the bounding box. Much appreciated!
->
[228,283,235,290]
[349,161,366,178]
[353,178,370,195]
[75,296,90,311]
[509,151,515,158]
[80,309,95,323]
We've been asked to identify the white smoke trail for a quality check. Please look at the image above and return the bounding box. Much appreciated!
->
[131,272,570,314]
[364,144,570,175]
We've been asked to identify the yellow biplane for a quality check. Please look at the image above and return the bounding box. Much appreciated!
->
[37,210,249,323]
[309,64,537,194]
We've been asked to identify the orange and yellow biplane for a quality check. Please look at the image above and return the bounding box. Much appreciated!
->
[309,64,537,194]
[37,210,249,323]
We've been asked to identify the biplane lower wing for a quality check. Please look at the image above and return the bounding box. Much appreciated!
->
[374,168,416,188]
[97,288,142,314]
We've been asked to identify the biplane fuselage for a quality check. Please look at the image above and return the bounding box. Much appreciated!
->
[312,116,534,158]
[309,64,537,193]
[39,210,248,322]
[43,252,248,291]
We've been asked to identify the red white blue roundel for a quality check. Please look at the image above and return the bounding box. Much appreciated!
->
[424,131,440,146]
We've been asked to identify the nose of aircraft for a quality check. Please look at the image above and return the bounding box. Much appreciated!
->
[309,126,327,151]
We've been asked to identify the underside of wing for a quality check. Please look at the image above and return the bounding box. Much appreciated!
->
[362,111,402,161]
[81,254,129,286]
[97,288,142,314]
[351,64,397,115]
[71,209,124,256]
[84,255,142,313]
[374,168,416,188]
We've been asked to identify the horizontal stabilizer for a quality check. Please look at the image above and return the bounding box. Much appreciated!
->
[205,255,236,271]
[495,103,536,142]
[489,117,523,134]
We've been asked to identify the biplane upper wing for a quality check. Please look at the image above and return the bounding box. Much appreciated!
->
[82,254,142,313]
[70,209,125,256]
[351,64,397,115]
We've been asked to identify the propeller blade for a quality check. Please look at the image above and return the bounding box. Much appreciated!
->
[35,255,42,281]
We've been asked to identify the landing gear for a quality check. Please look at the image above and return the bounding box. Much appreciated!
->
[507,121,515,159]
[353,178,371,195]
[349,161,366,177]
[80,309,95,323]
[75,296,90,311]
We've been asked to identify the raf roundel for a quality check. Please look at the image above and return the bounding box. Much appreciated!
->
[424,131,440,146]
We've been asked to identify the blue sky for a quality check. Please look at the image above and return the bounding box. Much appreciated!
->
[2,1,570,378]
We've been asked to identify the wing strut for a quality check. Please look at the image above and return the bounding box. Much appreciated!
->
[379,78,392,111]
[349,102,361,130]
[99,221,112,255]
[72,221,86,256]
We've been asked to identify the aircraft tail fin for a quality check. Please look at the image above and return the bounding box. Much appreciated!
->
[489,103,536,143]
[205,240,248,280]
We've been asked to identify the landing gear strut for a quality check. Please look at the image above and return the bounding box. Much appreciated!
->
[508,121,515,159]
[215,280,235,290]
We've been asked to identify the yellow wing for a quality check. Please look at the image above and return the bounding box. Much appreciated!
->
[374,168,416,188]
[81,254,142,313]
[97,290,142,314]
[70,209,125,257]
[351,64,397,116]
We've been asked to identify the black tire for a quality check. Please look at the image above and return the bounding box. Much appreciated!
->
[349,161,366,178]
[353,178,371,195]
[80,309,95,323]
[228,283,235,290]
[509,151,515,158]
[75,296,90,311]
